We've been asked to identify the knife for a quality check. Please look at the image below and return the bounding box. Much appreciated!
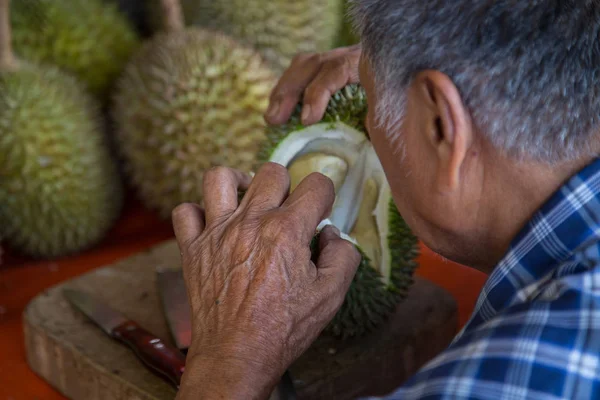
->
[156,268,192,353]
[156,267,298,400]
[63,289,186,389]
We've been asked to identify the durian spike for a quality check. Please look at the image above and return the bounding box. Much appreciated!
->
[161,0,185,33]
[0,0,17,71]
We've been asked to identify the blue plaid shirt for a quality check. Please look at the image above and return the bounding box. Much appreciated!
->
[373,157,600,399]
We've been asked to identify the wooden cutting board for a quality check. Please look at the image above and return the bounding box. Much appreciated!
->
[23,239,458,400]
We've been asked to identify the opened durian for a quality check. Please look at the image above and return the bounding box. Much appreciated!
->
[112,0,277,218]
[10,0,140,98]
[0,0,124,259]
[148,0,342,72]
[256,84,419,338]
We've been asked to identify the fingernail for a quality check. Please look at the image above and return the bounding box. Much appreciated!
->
[266,100,280,118]
[301,104,312,124]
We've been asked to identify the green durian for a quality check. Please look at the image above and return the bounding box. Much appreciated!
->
[255,84,419,338]
[10,0,140,98]
[148,0,343,72]
[112,1,278,218]
[0,0,124,259]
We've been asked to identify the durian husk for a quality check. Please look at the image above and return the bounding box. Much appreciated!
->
[255,84,419,339]
[10,0,140,98]
[0,62,124,258]
[258,84,368,164]
[311,208,419,339]
[148,0,343,72]
[111,28,277,218]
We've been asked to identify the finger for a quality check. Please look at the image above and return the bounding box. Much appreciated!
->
[309,223,342,264]
[282,172,335,244]
[264,53,323,125]
[319,224,341,251]
[301,51,361,125]
[314,227,361,300]
[241,162,290,211]
[264,46,358,125]
[202,167,253,225]
[172,203,206,250]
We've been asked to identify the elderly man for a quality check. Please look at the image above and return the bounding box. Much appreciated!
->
[172,1,600,399]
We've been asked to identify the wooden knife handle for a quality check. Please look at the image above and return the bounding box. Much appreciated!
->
[112,321,186,388]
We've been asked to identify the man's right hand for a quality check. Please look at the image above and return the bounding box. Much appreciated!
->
[172,164,361,399]
[264,44,362,126]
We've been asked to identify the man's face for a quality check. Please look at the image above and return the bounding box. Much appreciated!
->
[358,56,485,267]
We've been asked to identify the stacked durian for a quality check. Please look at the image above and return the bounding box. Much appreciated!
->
[2,0,347,259]
[10,0,140,99]
[0,0,133,259]
[147,0,344,72]
[110,0,278,218]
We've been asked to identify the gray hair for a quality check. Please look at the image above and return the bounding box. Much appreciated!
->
[349,0,600,162]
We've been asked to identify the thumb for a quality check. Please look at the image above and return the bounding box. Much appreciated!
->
[315,225,361,294]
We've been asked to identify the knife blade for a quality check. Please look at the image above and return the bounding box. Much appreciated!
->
[156,267,192,352]
[63,289,186,389]
[156,267,298,400]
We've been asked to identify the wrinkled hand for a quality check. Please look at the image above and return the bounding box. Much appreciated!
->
[264,44,362,126]
[173,163,361,400]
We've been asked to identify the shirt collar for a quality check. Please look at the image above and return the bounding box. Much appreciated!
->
[465,156,600,327]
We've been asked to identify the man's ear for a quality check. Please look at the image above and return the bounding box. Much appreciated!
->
[414,70,472,191]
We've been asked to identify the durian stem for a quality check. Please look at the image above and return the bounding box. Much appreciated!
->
[161,0,185,33]
[0,0,16,71]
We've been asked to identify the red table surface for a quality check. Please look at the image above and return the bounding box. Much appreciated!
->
[0,192,487,400]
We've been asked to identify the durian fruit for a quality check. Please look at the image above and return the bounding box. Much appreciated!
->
[111,0,278,218]
[255,84,419,338]
[10,0,140,98]
[148,0,343,72]
[0,0,124,259]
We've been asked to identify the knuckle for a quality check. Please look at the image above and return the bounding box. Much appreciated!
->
[291,51,315,65]
[342,54,354,71]
[303,86,318,102]
[269,90,282,102]
[270,81,287,100]
[303,80,325,102]
[325,56,347,73]
[204,165,232,183]
[308,52,323,65]
[261,216,288,241]
[307,172,335,193]
[260,162,290,180]
[290,53,305,64]
[171,202,193,218]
